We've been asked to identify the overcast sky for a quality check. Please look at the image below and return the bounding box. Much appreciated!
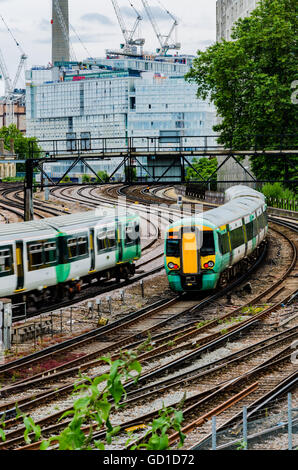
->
[0,0,217,95]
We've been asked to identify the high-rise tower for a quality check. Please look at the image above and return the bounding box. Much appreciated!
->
[51,0,70,64]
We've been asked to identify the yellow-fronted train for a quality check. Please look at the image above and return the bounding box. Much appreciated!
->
[164,185,268,292]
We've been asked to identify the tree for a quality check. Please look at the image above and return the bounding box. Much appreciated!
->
[125,165,137,182]
[185,0,298,186]
[186,157,217,183]
[96,170,110,183]
[0,124,41,172]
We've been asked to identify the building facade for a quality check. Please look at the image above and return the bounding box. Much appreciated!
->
[216,0,258,41]
[0,138,16,179]
[0,100,26,133]
[26,55,216,181]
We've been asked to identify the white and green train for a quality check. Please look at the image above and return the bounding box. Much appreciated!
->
[0,209,141,307]
[165,185,268,292]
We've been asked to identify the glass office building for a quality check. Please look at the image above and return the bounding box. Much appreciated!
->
[26,55,216,180]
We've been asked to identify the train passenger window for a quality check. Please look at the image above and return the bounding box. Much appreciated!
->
[200,232,215,256]
[67,239,77,259]
[230,227,245,249]
[44,242,57,264]
[29,244,43,267]
[258,213,267,229]
[106,230,116,249]
[97,230,107,252]
[166,239,180,257]
[219,233,230,255]
[252,218,258,237]
[0,248,13,276]
[246,221,254,240]
[78,237,88,256]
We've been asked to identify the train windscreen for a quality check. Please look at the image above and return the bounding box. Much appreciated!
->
[166,239,180,257]
[200,231,215,256]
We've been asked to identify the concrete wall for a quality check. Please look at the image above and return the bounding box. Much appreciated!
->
[216,0,258,41]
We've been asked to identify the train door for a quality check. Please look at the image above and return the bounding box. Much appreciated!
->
[15,241,25,292]
[89,229,95,273]
[181,227,199,276]
[117,223,123,263]
[122,221,140,261]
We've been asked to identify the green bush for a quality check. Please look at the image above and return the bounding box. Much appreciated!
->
[261,183,297,207]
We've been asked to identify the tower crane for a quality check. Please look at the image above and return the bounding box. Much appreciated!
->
[140,0,181,55]
[110,0,145,53]
[0,14,28,92]
[0,48,13,95]
[0,15,28,127]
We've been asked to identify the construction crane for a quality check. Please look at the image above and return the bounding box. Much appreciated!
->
[0,15,28,127]
[140,0,181,55]
[0,48,13,95]
[110,0,145,53]
[0,14,28,92]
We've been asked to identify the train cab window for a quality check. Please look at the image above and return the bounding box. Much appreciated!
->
[134,223,141,244]
[0,247,13,276]
[29,244,43,267]
[125,224,136,246]
[230,227,245,249]
[166,239,180,257]
[200,231,215,256]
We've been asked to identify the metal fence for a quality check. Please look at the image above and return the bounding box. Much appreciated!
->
[195,394,297,451]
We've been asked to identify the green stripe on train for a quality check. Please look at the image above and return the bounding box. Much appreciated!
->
[55,232,71,283]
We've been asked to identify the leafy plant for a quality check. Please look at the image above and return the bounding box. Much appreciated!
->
[0,341,185,451]
[40,349,142,450]
[236,439,247,450]
[129,403,186,450]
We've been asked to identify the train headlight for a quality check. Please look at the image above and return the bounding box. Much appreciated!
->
[168,262,179,270]
[204,261,215,269]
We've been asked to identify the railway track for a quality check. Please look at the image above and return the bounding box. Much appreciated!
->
[3,184,169,318]
[0,186,69,220]
[0,184,296,450]
[4,335,296,450]
[0,216,296,449]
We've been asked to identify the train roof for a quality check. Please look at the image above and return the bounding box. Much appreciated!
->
[0,208,139,242]
[169,186,266,230]
[224,185,265,202]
